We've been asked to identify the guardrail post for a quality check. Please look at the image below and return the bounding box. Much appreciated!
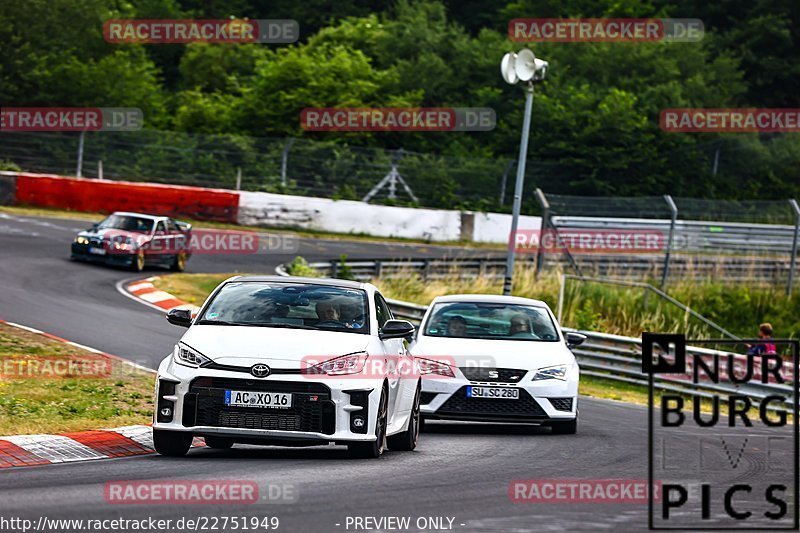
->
[330,259,338,278]
[557,273,567,323]
[280,138,295,188]
[76,130,86,178]
[788,199,800,296]
[422,259,431,281]
[660,195,678,291]
[375,260,383,279]
[499,159,515,205]
[534,188,550,279]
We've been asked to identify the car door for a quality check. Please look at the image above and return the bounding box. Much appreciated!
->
[374,292,413,423]
[167,219,187,258]
[149,220,170,263]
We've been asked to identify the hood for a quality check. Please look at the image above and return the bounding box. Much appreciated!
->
[79,228,151,246]
[409,335,573,370]
[180,325,371,368]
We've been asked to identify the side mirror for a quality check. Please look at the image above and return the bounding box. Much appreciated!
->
[166,308,193,328]
[565,331,587,348]
[91,223,99,231]
[380,319,415,340]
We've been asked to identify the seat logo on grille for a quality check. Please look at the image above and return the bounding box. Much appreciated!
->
[488,370,499,379]
[250,364,271,378]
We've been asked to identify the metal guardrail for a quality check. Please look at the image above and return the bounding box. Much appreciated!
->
[385,299,795,409]
[310,257,514,282]
[308,254,794,285]
[567,328,795,411]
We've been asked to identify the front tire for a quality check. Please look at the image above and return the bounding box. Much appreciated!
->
[550,417,577,435]
[130,250,145,272]
[348,388,388,459]
[153,429,192,457]
[388,384,420,451]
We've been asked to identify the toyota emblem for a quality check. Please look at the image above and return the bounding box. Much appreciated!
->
[250,364,271,378]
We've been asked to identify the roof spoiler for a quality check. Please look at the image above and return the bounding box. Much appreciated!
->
[175,220,192,232]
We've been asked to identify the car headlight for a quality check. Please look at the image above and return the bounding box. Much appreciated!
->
[113,236,134,251]
[173,343,211,368]
[415,357,455,378]
[75,236,89,245]
[532,364,568,381]
[309,352,369,375]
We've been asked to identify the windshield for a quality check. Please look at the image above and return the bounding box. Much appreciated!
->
[198,281,369,334]
[97,215,154,233]
[423,302,559,341]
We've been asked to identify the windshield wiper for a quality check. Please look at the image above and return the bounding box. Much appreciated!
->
[196,320,321,330]
[260,323,321,330]
[196,319,257,326]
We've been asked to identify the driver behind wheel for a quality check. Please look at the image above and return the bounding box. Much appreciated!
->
[340,300,364,329]
[315,299,342,324]
[509,313,540,339]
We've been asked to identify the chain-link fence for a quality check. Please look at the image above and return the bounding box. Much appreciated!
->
[537,191,800,292]
[0,130,520,210]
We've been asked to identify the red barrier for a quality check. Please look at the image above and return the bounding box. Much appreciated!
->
[13,173,239,222]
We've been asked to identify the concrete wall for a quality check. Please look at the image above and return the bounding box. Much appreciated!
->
[238,191,463,241]
[469,211,542,243]
[2,172,542,243]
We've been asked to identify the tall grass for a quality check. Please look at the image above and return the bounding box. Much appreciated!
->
[372,263,800,339]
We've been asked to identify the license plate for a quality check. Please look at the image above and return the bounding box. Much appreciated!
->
[467,386,519,400]
[224,390,292,408]
[88,247,106,256]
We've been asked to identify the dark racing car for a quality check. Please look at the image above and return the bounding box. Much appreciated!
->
[71,212,193,272]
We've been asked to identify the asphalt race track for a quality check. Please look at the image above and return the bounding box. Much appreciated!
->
[0,212,794,532]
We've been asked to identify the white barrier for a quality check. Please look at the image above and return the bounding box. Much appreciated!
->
[471,211,541,243]
[238,191,541,243]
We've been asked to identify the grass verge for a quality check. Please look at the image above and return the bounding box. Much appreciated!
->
[0,323,154,435]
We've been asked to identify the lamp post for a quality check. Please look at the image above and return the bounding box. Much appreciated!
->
[500,49,548,295]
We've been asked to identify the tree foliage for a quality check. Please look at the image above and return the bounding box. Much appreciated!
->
[1,0,798,209]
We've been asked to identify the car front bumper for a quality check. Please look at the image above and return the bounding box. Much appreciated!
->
[153,357,384,444]
[71,243,135,266]
[419,367,578,423]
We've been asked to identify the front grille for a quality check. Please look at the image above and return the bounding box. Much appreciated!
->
[201,362,304,375]
[420,392,438,405]
[186,378,335,434]
[548,397,573,411]
[191,377,328,393]
[459,367,527,383]
[436,386,547,419]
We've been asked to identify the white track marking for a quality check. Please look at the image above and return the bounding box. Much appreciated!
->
[0,435,107,463]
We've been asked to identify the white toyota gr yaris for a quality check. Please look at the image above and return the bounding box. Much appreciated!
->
[154,276,421,458]
[409,294,584,434]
